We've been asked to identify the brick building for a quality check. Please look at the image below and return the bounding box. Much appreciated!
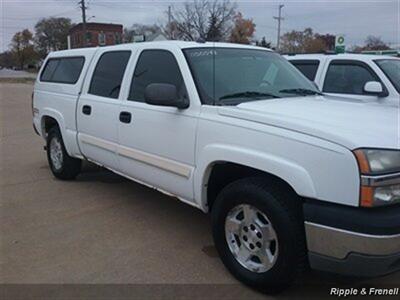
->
[69,23,123,49]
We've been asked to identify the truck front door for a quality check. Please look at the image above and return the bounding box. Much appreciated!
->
[321,59,388,102]
[117,48,199,202]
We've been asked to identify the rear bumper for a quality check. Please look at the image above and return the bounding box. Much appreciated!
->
[33,115,41,137]
[33,123,40,136]
[304,201,400,277]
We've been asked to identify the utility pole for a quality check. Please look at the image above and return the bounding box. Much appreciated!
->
[273,4,284,51]
[168,5,172,40]
[79,0,87,47]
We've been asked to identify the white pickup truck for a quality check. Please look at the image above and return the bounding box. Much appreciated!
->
[285,53,400,105]
[33,41,400,292]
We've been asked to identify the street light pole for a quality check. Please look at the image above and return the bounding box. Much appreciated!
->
[273,4,285,51]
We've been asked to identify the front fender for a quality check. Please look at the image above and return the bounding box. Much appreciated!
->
[194,143,317,212]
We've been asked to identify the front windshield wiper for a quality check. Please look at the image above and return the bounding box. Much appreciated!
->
[279,88,323,96]
[219,91,280,100]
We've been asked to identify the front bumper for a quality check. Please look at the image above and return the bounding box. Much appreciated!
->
[308,251,400,278]
[304,201,400,277]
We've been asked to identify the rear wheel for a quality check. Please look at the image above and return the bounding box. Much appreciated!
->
[46,127,81,180]
[211,177,306,293]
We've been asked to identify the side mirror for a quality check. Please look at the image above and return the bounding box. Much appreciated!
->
[363,81,387,97]
[145,83,189,109]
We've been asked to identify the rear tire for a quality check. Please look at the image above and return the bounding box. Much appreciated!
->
[211,177,306,293]
[46,127,81,180]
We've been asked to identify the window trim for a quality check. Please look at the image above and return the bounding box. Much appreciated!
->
[289,59,320,81]
[290,59,320,65]
[322,59,387,95]
[40,56,85,84]
[88,50,132,99]
[374,59,400,94]
[128,49,187,103]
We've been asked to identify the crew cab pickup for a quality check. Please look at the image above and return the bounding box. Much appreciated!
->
[33,42,400,292]
[285,53,400,105]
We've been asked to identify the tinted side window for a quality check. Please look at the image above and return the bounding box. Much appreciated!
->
[52,58,85,83]
[323,62,378,95]
[40,57,84,84]
[375,59,400,93]
[290,60,319,81]
[89,51,131,99]
[129,50,185,102]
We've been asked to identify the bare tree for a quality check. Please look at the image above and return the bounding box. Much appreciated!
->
[166,0,236,41]
[124,24,162,43]
[350,36,391,53]
[363,35,391,51]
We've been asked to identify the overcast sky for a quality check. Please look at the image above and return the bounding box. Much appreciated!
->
[1,0,399,52]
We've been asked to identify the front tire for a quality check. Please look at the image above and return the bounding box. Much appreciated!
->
[46,127,81,180]
[211,177,306,293]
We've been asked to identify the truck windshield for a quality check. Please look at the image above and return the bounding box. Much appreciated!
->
[375,59,400,93]
[183,47,320,105]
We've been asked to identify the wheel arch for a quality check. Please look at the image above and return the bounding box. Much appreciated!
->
[41,115,59,136]
[40,109,76,156]
[195,145,317,212]
[40,108,65,136]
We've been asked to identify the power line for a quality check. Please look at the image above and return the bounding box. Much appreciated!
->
[3,8,78,21]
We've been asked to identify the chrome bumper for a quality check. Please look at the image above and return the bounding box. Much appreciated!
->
[305,222,400,276]
[305,222,400,259]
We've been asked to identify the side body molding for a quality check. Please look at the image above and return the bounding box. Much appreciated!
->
[194,144,317,212]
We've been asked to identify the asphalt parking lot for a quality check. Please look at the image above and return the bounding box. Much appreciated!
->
[1,82,399,299]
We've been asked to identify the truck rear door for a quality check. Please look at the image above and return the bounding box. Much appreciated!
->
[289,59,321,82]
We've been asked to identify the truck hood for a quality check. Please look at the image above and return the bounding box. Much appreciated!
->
[218,95,399,149]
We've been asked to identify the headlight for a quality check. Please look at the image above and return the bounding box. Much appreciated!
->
[354,149,400,175]
[374,184,400,203]
[354,149,400,207]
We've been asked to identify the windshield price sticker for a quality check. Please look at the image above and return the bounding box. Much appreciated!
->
[330,287,399,297]
[189,50,217,57]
